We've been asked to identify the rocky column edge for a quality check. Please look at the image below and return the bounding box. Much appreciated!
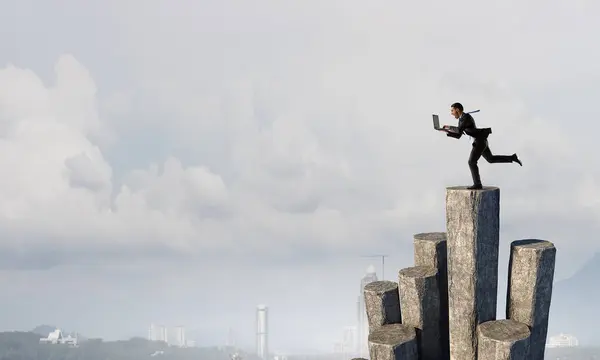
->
[398,265,442,360]
[477,319,530,360]
[446,186,501,360]
[413,232,449,359]
[364,280,402,333]
[368,324,419,360]
[506,239,556,360]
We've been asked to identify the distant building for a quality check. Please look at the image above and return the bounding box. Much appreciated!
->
[256,304,269,360]
[227,327,237,347]
[170,326,186,347]
[148,324,188,347]
[357,265,377,357]
[39,328,78,347]
[148,324,168,342]
[342,326,356,356]
[546,333,579,348]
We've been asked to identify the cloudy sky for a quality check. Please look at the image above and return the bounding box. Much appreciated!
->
[1,0,599,353]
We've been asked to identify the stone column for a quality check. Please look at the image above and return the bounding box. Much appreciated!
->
[477,319,530,360]
[368,324,419,360]
[398,266,442,360]
[506,239,556,360]
[364,281,402,331]
[446,186,500,360]
[413,232,448,359]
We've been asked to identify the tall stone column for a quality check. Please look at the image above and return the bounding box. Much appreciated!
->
[413,232,448,359]
[398,265,442,360]
[477,319,530,360]
[364,281,402,332]
[368,324,419,360]
[446,186,500,360]
[506,239,556,360]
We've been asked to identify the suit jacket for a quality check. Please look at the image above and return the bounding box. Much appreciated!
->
[446,113,491,141]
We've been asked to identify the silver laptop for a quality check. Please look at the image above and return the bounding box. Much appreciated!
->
[432,114,441,130]
[433,114,459,133]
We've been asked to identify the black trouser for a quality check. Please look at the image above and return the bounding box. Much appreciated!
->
[469,140,513,186]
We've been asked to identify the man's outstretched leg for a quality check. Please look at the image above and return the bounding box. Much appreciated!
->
[468,141,487,190]
[482,145,522,166]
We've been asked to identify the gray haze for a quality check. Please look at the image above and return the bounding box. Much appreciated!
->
[1,0,599,353]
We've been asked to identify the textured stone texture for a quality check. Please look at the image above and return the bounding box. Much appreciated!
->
[446,186,500,360]
[506,239,556,360]
[398,266,442,360]
[364,281,402,331]
[413,232,449,359]
[477,320,530,360]
[368,324,419,360]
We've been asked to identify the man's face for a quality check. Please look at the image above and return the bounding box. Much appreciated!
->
[450,107,460,119]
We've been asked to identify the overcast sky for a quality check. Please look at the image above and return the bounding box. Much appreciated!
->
[0,0,599,353]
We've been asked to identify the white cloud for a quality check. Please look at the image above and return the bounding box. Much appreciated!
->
[0,43,592,259]
[0,48,593,268]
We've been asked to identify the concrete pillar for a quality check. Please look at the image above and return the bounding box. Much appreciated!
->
[398,265,442,360]
[368,324,419,360]
[364,281,402,332]
[477,319,530,360]
[413,232,448,359]
[446,186,500,360]
[506,239,556,360]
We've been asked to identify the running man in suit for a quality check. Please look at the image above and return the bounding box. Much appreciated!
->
[440,102,522,190]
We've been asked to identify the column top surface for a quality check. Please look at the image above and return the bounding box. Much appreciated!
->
[446,185,499,191]
[511,239,555,250]
[414,232,446,242]
[478,319,530,341]
[368,324,416,345]
[364,280,398,294]
[398,265,438,279]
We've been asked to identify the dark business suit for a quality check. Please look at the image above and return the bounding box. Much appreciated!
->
[447,113,513,186]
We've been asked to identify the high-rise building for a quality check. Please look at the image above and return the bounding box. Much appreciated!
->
[148,324,168,342]
[256,304,269,360]
[357,265,377,357]
[227,327,236,347]
[171,326,186,347]
[342,326,357,355]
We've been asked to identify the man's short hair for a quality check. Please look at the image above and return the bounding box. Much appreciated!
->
[451,102,464,112]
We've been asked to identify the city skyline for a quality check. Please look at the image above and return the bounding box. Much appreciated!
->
[4,255,596,355]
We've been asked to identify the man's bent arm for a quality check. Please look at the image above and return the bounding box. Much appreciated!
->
[444,125,462,139]
[446,131,461,139]
[446,114,474,139]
